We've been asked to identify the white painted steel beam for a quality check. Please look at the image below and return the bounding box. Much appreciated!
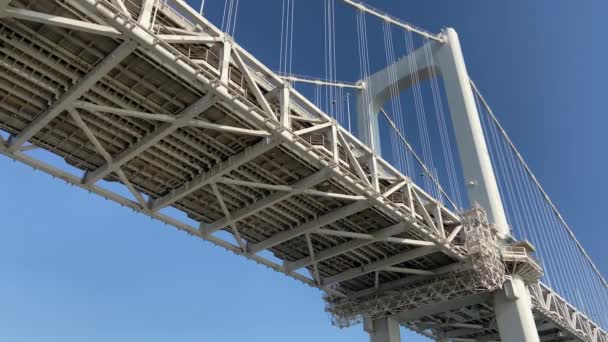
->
[165,0,224,37]
[150,139,280,211]
[315,229,435,247]
[75,101,175,122]
[447,224,463,242]
[337,130,372,187]
[382,179,408,198]
[304,233,321,284]
[219,40,231,84]
[303,190,364,201]
[187,120,270,136]
[67,109,112,162]
[68,108,147,208]
[412,190,437,233]
[232,48,275,118]
[249,200,370,254]
[279,85,291,128]
[157,34,222,44]
[201,168,330,234]
[216,177,365,200]
[75,101,270,137]
[285,221,430,272]
[323,245,437,286]
[84,93,216,184]
[369,154,380,191]
[217,178,291,192]
[331,125,339,164]
[210,183,246,251]
[294,122,332,136]
[383,266,434,276]
[395,293,490,321]
[137,0,155,29]
[3,8,122,38]
[280,74,363,89]
[111,0,130,17]
[7,40,137,152]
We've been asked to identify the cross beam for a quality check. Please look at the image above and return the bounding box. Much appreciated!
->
[137,0,155,29]
[395,293,490,321]
[216,177,365,201]
[150,138,280,211]
[248,200,370,254]
[285,221,411,272]
[201,168,331,234]
[383,266,434,276]
[67,108,147,209]
[75,101,270,137]
[7,40,137,152]
[84,93,216,185]
[3,8,122,38]
[111,0,131,17]
[323,246,437,286]
[158,34,222,44]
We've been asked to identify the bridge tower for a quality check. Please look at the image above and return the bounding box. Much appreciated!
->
[356,28,540,342]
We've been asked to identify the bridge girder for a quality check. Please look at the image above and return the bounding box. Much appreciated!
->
[0,1,604,342]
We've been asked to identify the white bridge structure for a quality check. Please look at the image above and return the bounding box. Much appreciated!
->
[0,1,606,341]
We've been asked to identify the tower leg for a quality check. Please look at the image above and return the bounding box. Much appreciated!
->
[434,28,509,237]
[494,276,540,342]
[364,317,401,342]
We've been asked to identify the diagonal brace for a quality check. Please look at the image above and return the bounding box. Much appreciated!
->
[7,40,137,152]
[84,93,216,184]
[249,200,370,254]
[149,138,280,211]
[201,168,331,235]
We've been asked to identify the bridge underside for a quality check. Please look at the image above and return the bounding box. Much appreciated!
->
[391,283,606,342]
[0,0,465,300]
[0,1,604,341]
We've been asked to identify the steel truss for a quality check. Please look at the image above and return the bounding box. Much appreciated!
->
[530,283,608,342]
[325,209,607,342]
[0,0,464,299]
[0,1,605,341]
[326,208,506,328]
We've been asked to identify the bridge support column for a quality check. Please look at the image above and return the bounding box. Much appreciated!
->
[494,276,540,342]
[364,317,401,342]
[434,28,509,237]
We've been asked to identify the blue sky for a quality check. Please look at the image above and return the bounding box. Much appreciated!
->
[1,1,607,341]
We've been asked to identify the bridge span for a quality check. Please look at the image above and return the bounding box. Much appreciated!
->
[0,1,605,341]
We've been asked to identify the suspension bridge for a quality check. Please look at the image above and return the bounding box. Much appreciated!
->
[0,0,606,341]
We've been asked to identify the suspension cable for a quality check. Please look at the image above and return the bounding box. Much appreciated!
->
[404,30,438,199]
[221,0,239,36]
[381,21,407,177]
[342,0,443,43]
[423,40,463,208]
[471,80,608,289]
[356,9,373,149]
[379,108,461,214]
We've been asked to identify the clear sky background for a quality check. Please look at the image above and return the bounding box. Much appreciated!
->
[1,1,607,341]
